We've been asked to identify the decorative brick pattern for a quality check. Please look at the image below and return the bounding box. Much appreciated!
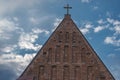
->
[17,14,115,80]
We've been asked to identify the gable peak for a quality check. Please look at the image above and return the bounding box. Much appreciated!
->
[64,14,71,19]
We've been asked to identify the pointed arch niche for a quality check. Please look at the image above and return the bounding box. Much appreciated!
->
[47,48,52,63]
[63,66,70,80]
[38,66,45,80]
[51,66,57,80]
[55,45,61,62]
[74,66,80,80]
[63,45,69,62]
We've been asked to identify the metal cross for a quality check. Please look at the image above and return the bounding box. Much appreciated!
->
[64,4,72,14]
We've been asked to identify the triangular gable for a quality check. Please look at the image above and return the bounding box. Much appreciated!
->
[17,14,115,80]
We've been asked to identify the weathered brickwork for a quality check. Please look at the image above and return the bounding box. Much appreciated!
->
[17,14,115,80]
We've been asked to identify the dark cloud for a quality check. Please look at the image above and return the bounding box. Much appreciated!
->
[0,64,18,80]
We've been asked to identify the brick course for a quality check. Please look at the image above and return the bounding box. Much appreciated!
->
[17,14,115,80]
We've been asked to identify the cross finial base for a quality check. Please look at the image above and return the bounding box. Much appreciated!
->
[64,14,71,18]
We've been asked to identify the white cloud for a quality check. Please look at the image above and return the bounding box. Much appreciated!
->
[0,18,22,40]
[0,18,15,31]
[18,28,49,51]
[53,18,62,27]
[94,26,105,33]
[18,32,41,51]
[107,18,120,26]
[80,28,89,34]
[104,37,115,44]
[1,45,17,53]
[107,18,120,35]
[81,0,92,3]
[13,17,19,22]
[32,28,50,35]
[114,25,120,34]
[107,18,114,24]
[113,20,120,26]
[104,18,120,47]
[80,23,93,34]
[30,17,38,24]
[0,53,36,77]
[97,19,105,24]
[52,18,62,32]
[104,36,120,46]
[85,23,93,28]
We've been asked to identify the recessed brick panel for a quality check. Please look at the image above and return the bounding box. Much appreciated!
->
[17,14,115,80]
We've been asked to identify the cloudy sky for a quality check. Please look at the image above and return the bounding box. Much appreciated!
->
[0,0,120,80]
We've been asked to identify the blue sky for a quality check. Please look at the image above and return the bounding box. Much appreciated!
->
[0,0,120,80]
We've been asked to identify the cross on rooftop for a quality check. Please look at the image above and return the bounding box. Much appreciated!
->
[64,4,72,14]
